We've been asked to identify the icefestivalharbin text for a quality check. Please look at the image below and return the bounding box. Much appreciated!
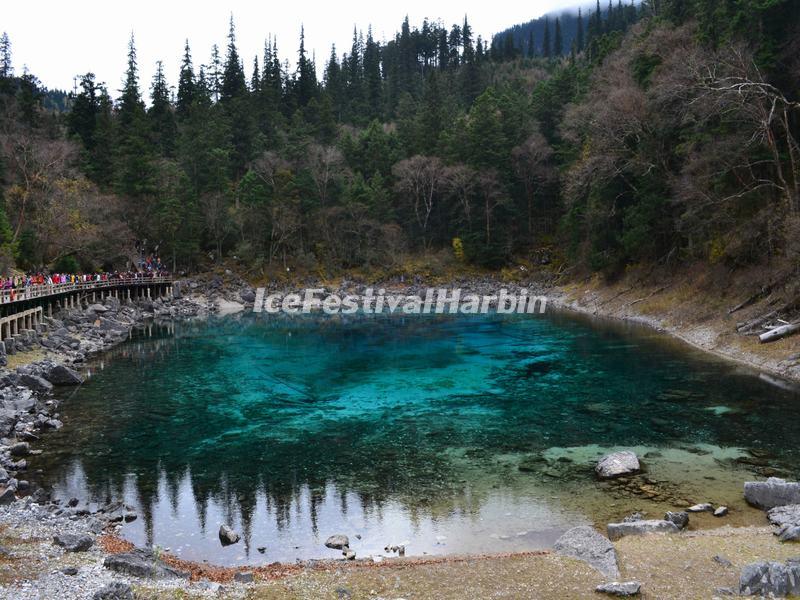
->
[253,288,548,315]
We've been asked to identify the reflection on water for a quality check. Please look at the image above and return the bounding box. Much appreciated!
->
[31,312,800,565]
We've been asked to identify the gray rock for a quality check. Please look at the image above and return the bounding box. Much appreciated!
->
[770,505,800,530]
[219,523,241,545]
[714,587,736,596]
[607,520,680,541]
[0,483,16,505]
[622,512,646,523]
[103,548,189,579]
[61,566,79,575]
[553,526,620,579]
[234,571,254,583]
[53,533,93,552]
[739,560,798,596]
[779,526,800,542]
[46,364,84,385]
[745,478,800,510]
[665,511,689,529]
[325,534,350,550]
[713,555,733,568]
[714,506,729,517]
[595,581,642,596]
[19,374,53,394]
[88,304,108,313]
[344,550,356,560]
[9,442,30,456]
[687,503,714,513]
[93,582,134,600]
[595,451,640,479]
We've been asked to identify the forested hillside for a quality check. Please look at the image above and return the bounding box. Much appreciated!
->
[0,0,797,280]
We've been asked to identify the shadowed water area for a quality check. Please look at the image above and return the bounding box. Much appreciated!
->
[30,311,800,565]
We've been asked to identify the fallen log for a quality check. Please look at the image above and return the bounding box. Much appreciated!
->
[759,322,800,344]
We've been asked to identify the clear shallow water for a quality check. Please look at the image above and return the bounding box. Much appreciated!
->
[31,311,800,565]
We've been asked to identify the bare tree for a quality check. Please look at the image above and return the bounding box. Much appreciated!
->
[512,130,555,236]
[392,155,447,247]
[306,144,347,209]
[443,164,477,232]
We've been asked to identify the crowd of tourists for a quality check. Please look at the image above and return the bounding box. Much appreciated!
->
[1,266,169,299]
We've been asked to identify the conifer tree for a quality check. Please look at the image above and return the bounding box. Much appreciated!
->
[554,18,563,56]
[576,8,585,52]
[542,17,551,58]
[176,41,195,117]
[221,16,247,102]
[149,60,176,156]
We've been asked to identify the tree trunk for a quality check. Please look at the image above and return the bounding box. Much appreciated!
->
[759,322,800,343]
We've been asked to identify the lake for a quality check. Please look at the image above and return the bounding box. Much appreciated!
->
[30,310,800,565]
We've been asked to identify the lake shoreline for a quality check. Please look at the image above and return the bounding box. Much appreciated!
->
[0,270,797,598]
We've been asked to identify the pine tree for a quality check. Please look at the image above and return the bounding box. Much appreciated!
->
[250,56,260,92]
[220,15,247,102]
[364,28,382,120]
[176,41,195,117]
[542,17,552,59]
[0,32,12,81]
[462,16,474,64]
[577,8,585,52]
[208,44,222,102]
[527,29,536,58]
[554,18,563,56]
[149,60,176,156]
[115,33,155,198]
[295,25,317,107]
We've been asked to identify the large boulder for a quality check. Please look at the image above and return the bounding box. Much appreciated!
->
[324,534,350,550]
[739,559,800,596]
[607,520,680,541]
[745,478,800,510]
[553,526,620,579]
[45,364,84,386]
[19,374,53,394]
[53,533,93,552]
[595,451,640,479]
[103,548,188,579]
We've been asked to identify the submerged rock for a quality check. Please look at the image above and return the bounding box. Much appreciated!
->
[607,520,680,541]
[687,503,714,513]
[595,581,642,596]
[664,511,689,529]
[553,526,620,579]
[233,572,254,583]
[325,534,350,550]
[744,478,800,510]
[739,559,800,596]
[595,451,640,479]
[219,524,241,546]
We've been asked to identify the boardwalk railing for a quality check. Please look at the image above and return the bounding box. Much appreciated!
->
[0,276,172,305]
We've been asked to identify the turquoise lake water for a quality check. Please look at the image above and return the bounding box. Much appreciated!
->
[32,311,800,565]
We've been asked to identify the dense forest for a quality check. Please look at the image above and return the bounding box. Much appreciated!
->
[0,0,798,280]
